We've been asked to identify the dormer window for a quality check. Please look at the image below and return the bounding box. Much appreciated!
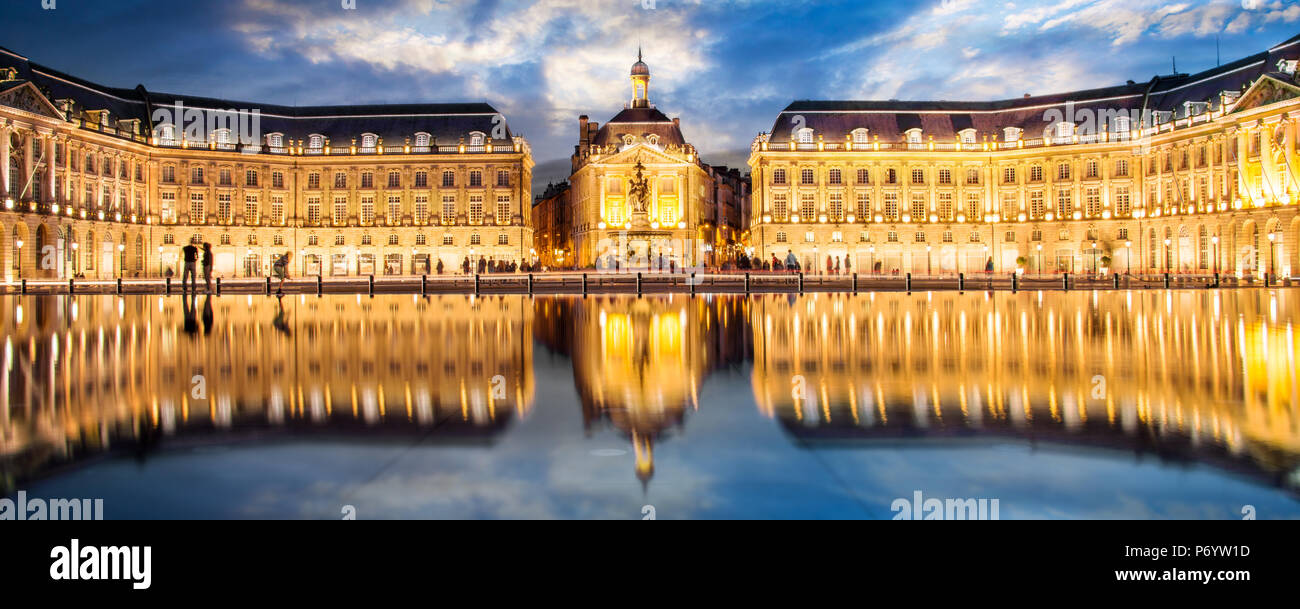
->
[308,134,324,150]
[797,128,814,145]
[1278,59,1298,75]
[905,129,923,147]
[1003,127,1022,143]
[266,133,283,148]
[156,124,177,146]
[959,129,977,145]
[1113,115,1131,136]
[646,134,660,147]
[1055,122,1075,139]
[851,128,869,144]
[361,133,377,151]
[622,134,636,147]
[414,132,431,147]
[213,128,232,146]
[469,132,485,147]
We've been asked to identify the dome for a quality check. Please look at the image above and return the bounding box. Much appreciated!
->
[631,48,649,76]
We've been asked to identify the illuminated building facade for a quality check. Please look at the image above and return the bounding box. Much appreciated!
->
[0,47,533,282]
[567,52,736,270]
[749,37,1300,279]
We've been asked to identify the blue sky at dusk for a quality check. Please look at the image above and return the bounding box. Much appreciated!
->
[2,0,1298,186]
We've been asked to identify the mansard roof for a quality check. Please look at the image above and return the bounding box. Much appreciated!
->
[0,46,514,144]
[591,106,686,147]
[767,34,1300,143]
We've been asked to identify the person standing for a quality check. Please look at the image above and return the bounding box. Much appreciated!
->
[785,250,798,273]
[181,241,199,292]
[201,242,214,293]
[272,251,291,294]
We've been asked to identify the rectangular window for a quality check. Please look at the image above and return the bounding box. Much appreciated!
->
[334,172,347,189]
[1115,187,1131,217]
[497,169,510,187]
[909,193,926,221]
[387,196,401,224]
[160,192,177,223]
[1085,187,1101,217]
[800,193,816,221]
[937,192,953,222]
[442,195,456,224]
[496,195,511,225]
[469,170,483,187]
[1030,191,1045,219]
[334,196,349,225]
[1056,189,1071,218]
[360,197,375,225]
[884,192,899,221]
[244,194,259,224]
[217,193,232,223]
[272,171,284,188]
[414,195,429,224]
[190,193,205,224]
[828,192,843,222]
[469,195,484,224]
[442,170,455,187]
[307,197,321,224]
[772,193,788,221]
[415,171,428,188]
[271,196,285,225]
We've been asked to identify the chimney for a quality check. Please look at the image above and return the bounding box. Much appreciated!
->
[673,117,681,128]
[579,115,589,146]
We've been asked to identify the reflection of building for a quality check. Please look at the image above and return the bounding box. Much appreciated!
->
[0,294,534,488]
[0,48,533,282]
[543,294,747,484]
[749,37,1300,278]
[566,52,749,269]
[750,291,1300,491]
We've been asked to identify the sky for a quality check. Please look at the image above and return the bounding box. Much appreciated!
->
[2,0,1298,190]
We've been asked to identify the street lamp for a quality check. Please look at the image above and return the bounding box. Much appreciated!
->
[1163,238,1171,274]
[15,239,23,279]
[868,245,875,275]
[1036,243,1043,275]
[926,244,932,276]
[157,245,164,278]
[117,243,125,278]
[1124,240,1132,275]
[1090,241,1098,276]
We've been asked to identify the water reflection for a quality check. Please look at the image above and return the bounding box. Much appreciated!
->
[2,289,1298,516]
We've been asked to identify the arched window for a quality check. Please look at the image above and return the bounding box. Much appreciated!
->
[266,133,283,148]
[157,124,177,145]
[361,133,377,150]
[469,132,485,147]
[414,132,431,147]
[851,128,869,144]
[308,134,324,150]
[797,128,814,145]
[959,129,977,145]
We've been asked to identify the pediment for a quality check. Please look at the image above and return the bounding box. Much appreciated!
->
[598,143,689,167]
[1228,74,1300,114]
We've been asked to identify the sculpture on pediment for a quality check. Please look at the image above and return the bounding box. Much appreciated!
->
[0,84,60,119]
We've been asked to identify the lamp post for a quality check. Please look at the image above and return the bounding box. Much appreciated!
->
[71,241,79,277]
[1036,243,1043,275]
[1090,241,1098,276]
[157,245,164,278]
[926,244,932,276]
[868,245,875,275]
[117,243,125,278]
[1164,238,1171,274]
[1124,240,1132,275]
[15,239,23,280]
